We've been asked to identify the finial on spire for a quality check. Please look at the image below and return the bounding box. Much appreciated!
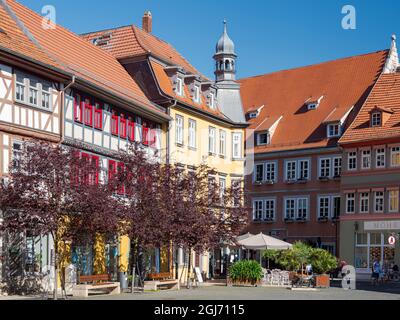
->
[392,34,396,41]
[223,19,227,33]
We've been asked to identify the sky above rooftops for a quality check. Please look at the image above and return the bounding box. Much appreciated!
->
[19,0,400,80]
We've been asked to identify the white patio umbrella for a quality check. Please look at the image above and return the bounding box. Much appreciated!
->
[236,233,293,266]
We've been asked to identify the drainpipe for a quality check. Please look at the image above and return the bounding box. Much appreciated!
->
[166,99,177,165]
[60,76,76,143]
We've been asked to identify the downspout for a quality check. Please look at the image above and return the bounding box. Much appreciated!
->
[60,76,76,143]
[166,99,177,165]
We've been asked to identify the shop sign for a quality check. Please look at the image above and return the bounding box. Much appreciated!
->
[364,220,400,231]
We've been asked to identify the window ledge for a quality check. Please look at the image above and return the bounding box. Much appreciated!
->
[188,146,197,151]
[231,157,245,161]
[296,218,308,223]
[318,177,330,182]
[284,218,295,223]
[318,217,329,222]
[14,100,53,113]
[176,143,184,148]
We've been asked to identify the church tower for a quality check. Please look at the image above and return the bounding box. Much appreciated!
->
[213,20,246,123]
[214,20,237,82]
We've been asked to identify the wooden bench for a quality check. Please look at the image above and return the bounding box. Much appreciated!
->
[144,272,180,291]
[72,274,120,298]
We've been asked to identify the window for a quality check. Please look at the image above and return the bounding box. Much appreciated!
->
[117,162,125,195]
[248,112,258,119]
[332,196,341,219]
[318,197,330,218]
[15,71,52,110]
[219,178,226,203]
[254,164,264,183]
[361,150,371,169]
[374,192,384,213]
[128,118,135,141]
[89,155,99,185]
[142,125,149,146]
[83,98,93,126]
[307,103,318,110]
[299,160,309,180]
[193,85,200,103]
[333,157,342,177]
[371,113,381,127]
[286,161,296,181]
[232,133,242,159]
[265,199,275,220]
[94,101,102,130]
[348,152,357,171]
[319,158,331,178]
[219,130,226,156]
[257,132,270,146]
[74,94,83,123]
[376,148,385,168]
[297,198,308,220]
[391,147,400,167]
[12,141,23,171]
[188,119,196,149]
[176,78,183,96]
[111,113,119,136]
[389,190,399,213]
[360,193,370,213]
[208,127,216,154]
[327,123,341,138]
[253,200,263,221]
[346,193,355,214]
[285,199,296,220]
[265,162,276,182]
[119,114,127,139]
[175,115,184,145]
[209,92,216,109]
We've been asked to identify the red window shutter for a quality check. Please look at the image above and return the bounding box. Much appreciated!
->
[94,101,103,130]
[108,160,117,181]
[150,129,157,147]
[84,98,93,126]
[142,126,149,146]
[91,155,100,185]
[117,162,126,195]
[128,119,135,141]
[74,94,83,122]
[71,150,81,186]
[81,153,90,185]
[120,115,127,138]
[111,114,119,136]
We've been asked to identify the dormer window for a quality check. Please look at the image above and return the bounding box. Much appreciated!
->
[209,91,216,109]
[305,95,324,110]
[327,123,341,138]
[371,112,382,127]
[249,112,258,119]
[257,132,270,146]
[193,85,200,103]
[308,103,318,110]
[176,77,183,96]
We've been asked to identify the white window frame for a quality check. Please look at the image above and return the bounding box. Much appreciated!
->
[264,199,276,221]
[297,197,309,220]
[361,150,371,170]
[348,151,357,171]
[285,160,297,181]
[175,115,184,145]
[176,77,183,96]
[257,132,270,146]
[327,123,341,138]
[219,130,226,157]
[346,193,355,214]
[375,148,386,169]
[318,196,330,219]
[333,157,342,177]
[253,200,264,221]
[209,91,215,109]
[284,198,296,220]
[12,140,24,172]
[390,147,400,167]
[319,158,331,178]
[188,119,196,149]
[389,190,399,213]
[374,191,384,213]
[254,163,264,183]
[298,159,310,180]
[360,192,370,214]
[265,161,277,182]
[208,127,216,154]
[232,132,242,159]
[193,85,200,103]
[371,112,381,127]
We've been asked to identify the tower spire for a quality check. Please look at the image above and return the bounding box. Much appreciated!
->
[383,34,399,73]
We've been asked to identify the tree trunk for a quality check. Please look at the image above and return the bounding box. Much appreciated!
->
[186,248,192,289]
[53,239,58,301]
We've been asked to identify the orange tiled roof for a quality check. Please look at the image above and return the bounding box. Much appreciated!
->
[340,73,400,144]
[239,50,388,153]
[3,1,167,119]
[0,3,61,69]
[81,25,206,80]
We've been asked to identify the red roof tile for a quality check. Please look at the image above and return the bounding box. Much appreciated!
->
[239,50,388,153]
[340,73,400,144]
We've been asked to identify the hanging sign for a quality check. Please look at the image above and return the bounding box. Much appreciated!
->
[388,236,396,245]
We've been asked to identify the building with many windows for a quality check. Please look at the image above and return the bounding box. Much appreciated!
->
[339,43,400,277]
[0,0,171,285]
[82,14,247,281]
[239,46,392,257]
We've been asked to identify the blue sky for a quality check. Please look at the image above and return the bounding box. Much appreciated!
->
[19,0,400,79]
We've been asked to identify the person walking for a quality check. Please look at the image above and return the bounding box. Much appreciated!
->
[371,259,381,286]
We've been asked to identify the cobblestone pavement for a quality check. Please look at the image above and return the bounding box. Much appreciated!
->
[3,281,400,300]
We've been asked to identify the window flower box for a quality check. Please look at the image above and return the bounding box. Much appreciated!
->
[296,217,307,223]
[318,217,329,223]
[263,218,274,223]
[297,178,308,184]
[318,176,329,182]
[284,218,294,223]
[285,179,297,185]
[254,181,263,185]
[265,180,275,185]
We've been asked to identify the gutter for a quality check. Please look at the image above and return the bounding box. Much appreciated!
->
[166,99,177,165]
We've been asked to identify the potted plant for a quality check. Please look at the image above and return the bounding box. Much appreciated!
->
[229,260,264,286]
[309,248,337,288]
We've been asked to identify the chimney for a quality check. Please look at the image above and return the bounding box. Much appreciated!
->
[142,11,152,33]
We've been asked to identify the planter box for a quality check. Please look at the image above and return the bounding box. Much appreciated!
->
[315,274,330,288]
